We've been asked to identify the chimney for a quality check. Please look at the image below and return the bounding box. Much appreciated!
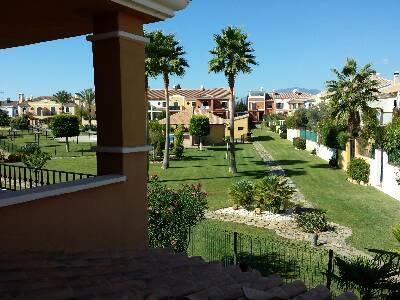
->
[200,85,205,91]
[394,71,400,85]
[6,98,11,103]
[18,93,25,103]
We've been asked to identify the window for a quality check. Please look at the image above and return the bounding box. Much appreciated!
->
[158,102,161,105]
[222,101,228,109]
[66,107,70,113]
[276,103,284,109]
[203,101,209,107]
[162,102,166,108]
[266,102,273,109]
[51,107,56,115]
[238,127,244,131]
[192,102,196,107]
[251,103,257,110]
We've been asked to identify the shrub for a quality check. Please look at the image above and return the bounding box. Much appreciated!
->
[329,155,339,168]
[295,210,329,233]
[254,175,295,213]
[148,176,208,253]
[285,116,296,129]
[279,124,287,139]
[311,148,317,155]
[0,110,10,127]
[229,180,255,209]
[293,137,306,150]
[269,124,277,132]
[393,224,400,244]
[347,158,370,182]
[337,131,349,150]
[20,144,51,169]
[149,120,165,158]
[384,117,400,165]
[173,126,184,159]
[10,115,29,130]
[80,124,97,132]
[6,153,22,163]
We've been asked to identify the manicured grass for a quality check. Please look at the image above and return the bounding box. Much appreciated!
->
[254,129,400,251]
[45,156,97,174]
[0,129,95,158]
[149,144,268,210]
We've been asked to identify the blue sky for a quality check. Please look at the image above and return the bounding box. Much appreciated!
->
[0,0,399,100]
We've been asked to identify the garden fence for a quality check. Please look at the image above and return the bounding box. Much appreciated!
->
[185,224,399,298]
[0,163,96,191]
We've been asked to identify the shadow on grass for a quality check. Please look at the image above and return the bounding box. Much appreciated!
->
[255,136,274,142]
[275,159,307,166]
[309,164,333,169]
[208,147,244,152]
[282,169,307,177]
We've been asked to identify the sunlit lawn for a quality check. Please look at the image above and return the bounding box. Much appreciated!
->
[149,144,267,210]
[254,129,400,251]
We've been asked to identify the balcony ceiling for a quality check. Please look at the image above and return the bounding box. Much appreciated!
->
[0,0,189,49]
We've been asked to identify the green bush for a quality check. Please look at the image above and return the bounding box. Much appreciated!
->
[0,110,10,127]
[295,210,329,233]
[254,175,295,213]
[10,115,29,130]
[6,153,22,163]
[269,124,277,132]
[50,115,80,152]
[20,144,51,169]
[285,116,296,129]
[384,117,400,165]
[337,131,349,150]
[311,149,317,155]
[189,115,210,150]
[293,137,306,150]
[173,126,184,159]
[149,120,165,158]
[229,180,255,209]
[347,158,370,182]
[148,176,208,253]
[329,155,339,168]
[279,124,287,139]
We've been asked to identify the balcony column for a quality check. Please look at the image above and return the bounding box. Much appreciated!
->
[87,12,150,249]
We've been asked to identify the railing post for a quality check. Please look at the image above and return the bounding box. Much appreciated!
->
[233,231,238,265]
[326,249,334,290]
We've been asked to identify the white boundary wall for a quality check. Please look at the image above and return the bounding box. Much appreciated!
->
[287,129,300,142]
[369,150,400,201]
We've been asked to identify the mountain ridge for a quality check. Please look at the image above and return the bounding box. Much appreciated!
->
[276,87,320,95]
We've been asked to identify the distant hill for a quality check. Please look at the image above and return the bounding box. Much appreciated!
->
[277,87,320,95]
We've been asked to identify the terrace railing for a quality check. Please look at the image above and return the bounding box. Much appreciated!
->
[0,163,96,191]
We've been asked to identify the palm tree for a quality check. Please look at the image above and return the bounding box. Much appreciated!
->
[209,26,257,173]
[76,89,95,128]
[326,58,379,158]
[145,30,188,170]
[53,90,72,114]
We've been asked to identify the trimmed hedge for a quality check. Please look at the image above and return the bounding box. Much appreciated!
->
[347,158,370,182]
[293,137,306,150]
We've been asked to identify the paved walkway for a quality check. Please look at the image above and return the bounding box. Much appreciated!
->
[206,142,367,258]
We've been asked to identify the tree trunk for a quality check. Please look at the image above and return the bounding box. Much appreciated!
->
[66,136,70,152]
[228,77,237,174]
[145,75,150,178]
[199,136,203,151]
[162,73,170,169]
[88,106,92,129]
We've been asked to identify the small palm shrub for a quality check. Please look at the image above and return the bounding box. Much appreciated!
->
[229,180,255,209]
[293,137,306,150]
[333,251,400,299]
[347,158,370,182]
[254,175,295,213]
[295,210,329,233]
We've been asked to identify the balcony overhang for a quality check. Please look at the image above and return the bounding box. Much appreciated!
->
[0,0,189,49]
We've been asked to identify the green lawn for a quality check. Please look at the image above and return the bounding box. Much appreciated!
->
[0,129,95,158]
[149,144,267,210]
[254,129,400,251]
[45,156,97,174]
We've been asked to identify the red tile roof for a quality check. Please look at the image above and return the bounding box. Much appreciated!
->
[148,88,230,100]
[159,108,227,126]
[0,249,355,299]
[270,92,313,100]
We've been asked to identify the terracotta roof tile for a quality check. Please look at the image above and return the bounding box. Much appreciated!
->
[148,88,230,100]
[159,108,227,126]
[0,249,355,299]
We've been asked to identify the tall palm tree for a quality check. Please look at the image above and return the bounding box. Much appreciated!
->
[145,30,188,170]
[209,26,257,173]
[53,90,72,114]
[76,88,95,128]
[326,58,379,158]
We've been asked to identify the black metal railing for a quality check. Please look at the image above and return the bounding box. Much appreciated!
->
[0,163,96,191]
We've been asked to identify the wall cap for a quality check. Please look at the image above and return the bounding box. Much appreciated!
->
[0,175,127,209]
